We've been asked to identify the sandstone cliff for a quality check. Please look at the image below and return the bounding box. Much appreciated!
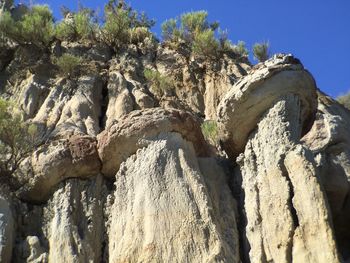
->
[0,23,350,263]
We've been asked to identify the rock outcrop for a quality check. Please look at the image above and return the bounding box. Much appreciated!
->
[1,31,350,263]
[108,133,239,262]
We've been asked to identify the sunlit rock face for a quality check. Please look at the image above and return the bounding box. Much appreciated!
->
[1,28,350,263]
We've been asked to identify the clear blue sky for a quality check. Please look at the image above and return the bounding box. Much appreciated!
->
[23,0,350,98]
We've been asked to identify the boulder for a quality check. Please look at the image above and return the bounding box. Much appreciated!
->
[98,108,209,177]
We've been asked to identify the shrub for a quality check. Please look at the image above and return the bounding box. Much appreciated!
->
[55,8,98,42]
[161,11,236,59]
[201,120,218,145]
[0,11,20,41]
[144,69,173,96]
[180,11,209,40]
[337,92,350,110]
[101,0,155,48]
[161,18,178,41]
[21,5,55,47]
[0,98,36,177]
[129,27,152,44]
[253,41,270,62]
[192,29,219,58]
[53,54,83,77]
[0,5,54,48]
[232,41,249,57]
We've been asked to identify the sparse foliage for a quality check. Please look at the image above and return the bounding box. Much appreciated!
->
[53,53,83,77]
[337,92,350,110]
[201,120,218,145]
[232,41,248,57]
[0,98,37,177]
[144,69,173,96]
[161,18,178,42]
[253,41,270,62]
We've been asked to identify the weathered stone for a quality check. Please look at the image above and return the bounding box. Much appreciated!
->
[17,136,101,202]
[0,189,14,263]
[218,54,317,159]
[98,108,209,177]
[108,132,239,262]
[237,95,340,263]
[45,175,106,263]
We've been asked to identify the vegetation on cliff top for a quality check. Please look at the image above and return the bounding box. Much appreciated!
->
[0,0,270,62]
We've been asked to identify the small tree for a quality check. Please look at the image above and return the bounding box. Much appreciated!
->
[55,7,98,42]
[0,99,36,177]
[101,0,154,48]
[337,92,350,110]
[53,53,83,77]
[201,120,218,145]
[192,29,219,58]
[0,5,55,48]
[253,41,270,62]
[161,11,240,59]
[144,69,173,96]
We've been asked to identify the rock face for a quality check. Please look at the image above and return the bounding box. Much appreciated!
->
[1,35,350,263]
[0,190,14,263]
[108,133,239,262]
[237,97,339,262]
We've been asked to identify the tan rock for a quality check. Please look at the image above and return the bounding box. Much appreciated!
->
[237,95,340,263]
[218,54,317,159]
[104,71,134,128]
[17,136,101,202]
[302,91,350,260]
[108,132,239,263]
[98,108,209,177]
[32,75,103,139]
[45,175,106,263]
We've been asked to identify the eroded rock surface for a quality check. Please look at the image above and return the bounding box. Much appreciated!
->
[16,135,101,202]
[218,54,317,159]
[1,38,350,263]
[237,96,339,263]
[109,132,239,262]
[98,107,209,177]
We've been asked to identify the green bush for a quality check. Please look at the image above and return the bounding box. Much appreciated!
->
[53,54,83,77]
[201,120,218,145]
[0,5,54,48]
[101,0,154,48]
[0,11,21,42]
[161,11,238,59]
[337,92,350,110]
[0,98,36,177]
[192,29,219,58]
[55,8,97,42]
[180,11,214,40]
[253,41,270,62]
[144,69,173,96]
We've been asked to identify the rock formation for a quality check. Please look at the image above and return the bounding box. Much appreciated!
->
[1,28,350,263]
